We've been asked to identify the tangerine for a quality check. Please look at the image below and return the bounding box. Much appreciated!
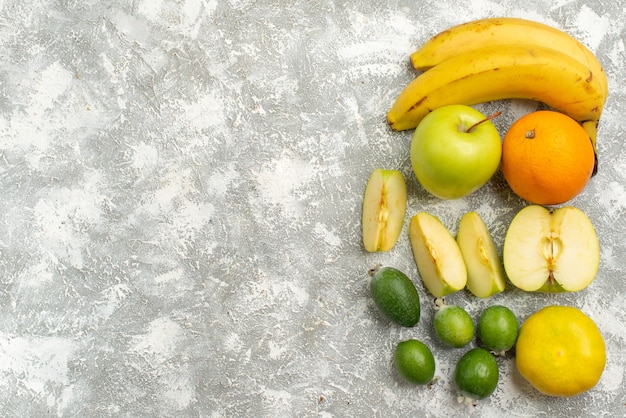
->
[515,305,606,397]
[501,111,595,205]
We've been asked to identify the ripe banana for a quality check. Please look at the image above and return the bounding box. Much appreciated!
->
[409,17,608,99]
[386,44,605,167]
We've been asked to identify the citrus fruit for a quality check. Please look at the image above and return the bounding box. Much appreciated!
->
[369,266,421,327]
[394,339,436,385]
[454,348,499,401]
[515,305,606,397]
[501,110,595,205]
[477,305,519,354]
[433,304,474,348]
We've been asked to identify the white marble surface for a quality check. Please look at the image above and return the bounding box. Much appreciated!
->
[0,0,624,416]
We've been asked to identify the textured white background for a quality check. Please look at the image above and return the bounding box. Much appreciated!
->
[0,0,624,416]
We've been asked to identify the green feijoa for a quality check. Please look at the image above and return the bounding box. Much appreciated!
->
[394,339,436,385]
[478,305,519,354]
[454,348,499,401]
[369,266,421,327]
[433,304,474,348]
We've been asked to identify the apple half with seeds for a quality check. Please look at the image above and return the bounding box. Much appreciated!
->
[362,169,407,252]
[409,212,467,298]
[503,205,600,292]
[457,211,506,298]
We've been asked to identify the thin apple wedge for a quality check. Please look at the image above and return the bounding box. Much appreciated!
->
[503,205,600,292]
[362,169,407,252]
[457,211,506,298]
[409,212,467,298]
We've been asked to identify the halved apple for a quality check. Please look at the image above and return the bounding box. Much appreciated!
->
[409,212,467,298]
[362,169,407,252]
[503,205,600,292]
[457,211,506,298]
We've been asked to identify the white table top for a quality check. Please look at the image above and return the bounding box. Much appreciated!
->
[0,0,623,416]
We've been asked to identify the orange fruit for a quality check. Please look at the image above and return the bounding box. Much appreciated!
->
[501,111,595,205]
[515,305,606,397]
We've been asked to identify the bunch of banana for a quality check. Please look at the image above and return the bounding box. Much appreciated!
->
[387,17,607,172]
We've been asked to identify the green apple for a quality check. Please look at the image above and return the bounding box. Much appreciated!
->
[457,211,506,298]
[410,105,502,199]
[503,205,600,292]
[409,212,467,298]
[362,168,407,252]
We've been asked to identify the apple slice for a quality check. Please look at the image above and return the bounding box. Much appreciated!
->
[456,211,506,298]
[503,205,600,292]
[362,169,407,252]
[409,212,467,298]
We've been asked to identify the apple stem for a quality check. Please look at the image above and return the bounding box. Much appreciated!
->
[466,111,502,133]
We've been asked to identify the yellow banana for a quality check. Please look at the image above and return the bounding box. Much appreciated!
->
[387,44,605,163]
[409,17,608,99]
